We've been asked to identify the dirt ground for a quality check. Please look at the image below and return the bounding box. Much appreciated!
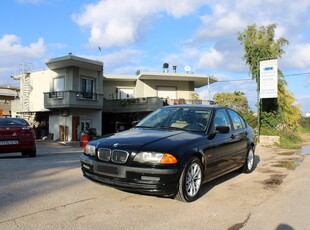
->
[1,133,309,230]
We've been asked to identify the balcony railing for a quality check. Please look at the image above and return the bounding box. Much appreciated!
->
[166,98,212,105]
[49,91,97,100]
[49,91,64,99]
[44,91,103,109]
[75,92,97,100]
[102,97,212,113]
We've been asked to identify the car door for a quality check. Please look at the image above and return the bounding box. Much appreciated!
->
[205,108,235,179]
[227,109,248,167]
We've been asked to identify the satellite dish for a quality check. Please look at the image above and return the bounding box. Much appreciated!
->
[184,66,191,73]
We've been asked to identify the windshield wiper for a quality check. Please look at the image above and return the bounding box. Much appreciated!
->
[156,126,184,131]
[135,125,153,128]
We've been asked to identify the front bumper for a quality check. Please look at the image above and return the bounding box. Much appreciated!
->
[80,154,180,197]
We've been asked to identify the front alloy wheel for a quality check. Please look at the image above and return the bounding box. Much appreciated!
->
[175,157,203,202]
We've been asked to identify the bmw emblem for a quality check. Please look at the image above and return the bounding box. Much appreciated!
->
[113,143,119,148]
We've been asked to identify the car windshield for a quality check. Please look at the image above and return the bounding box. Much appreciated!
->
[0,118,29,126]
[136,107,212,132]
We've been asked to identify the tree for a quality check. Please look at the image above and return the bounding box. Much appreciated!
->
[238,24,302,136]
[237,24,288,86]
[214,91,247,111]
[214,91,257,128]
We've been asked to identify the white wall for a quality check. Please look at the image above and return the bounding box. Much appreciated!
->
[139,80,192,99]
[49,114,64,140]
[29,70,56,111]
[49,109,102,141]
[103,80,136,99]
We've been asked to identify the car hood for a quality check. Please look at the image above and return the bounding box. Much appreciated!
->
[95,128,203,153]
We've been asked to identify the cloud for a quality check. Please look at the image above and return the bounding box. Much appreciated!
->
[197,48,224,69]
[296,95,310,114]
[161,54,187,69]
[196,10,246,40]
[0,34,45,60]
[72,0,206,48]
[282,43,310,69]
[196,76,257,110]
[0,34,45,84]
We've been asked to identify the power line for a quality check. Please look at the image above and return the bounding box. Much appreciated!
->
[214,72,310,83]
[284,72,310,77]
[215,78,252,83]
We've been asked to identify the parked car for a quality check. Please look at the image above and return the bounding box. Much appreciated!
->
[80,105,255,202]
[0,118,36,157]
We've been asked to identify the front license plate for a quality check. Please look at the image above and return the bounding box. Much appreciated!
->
[97,165,118,175]
[0,140,19,145]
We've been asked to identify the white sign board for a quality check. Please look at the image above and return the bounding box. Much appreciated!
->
[260,59,278,98]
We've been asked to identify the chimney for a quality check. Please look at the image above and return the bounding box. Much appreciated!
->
[173,66,177,73]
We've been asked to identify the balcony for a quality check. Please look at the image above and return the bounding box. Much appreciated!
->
[102,97,211,113]
[103,97,163,113]
[44,91,103,110]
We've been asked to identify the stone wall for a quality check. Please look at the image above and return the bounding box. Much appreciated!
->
[259,135,280,145]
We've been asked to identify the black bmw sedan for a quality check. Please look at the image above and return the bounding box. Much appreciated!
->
[80,105,255,202]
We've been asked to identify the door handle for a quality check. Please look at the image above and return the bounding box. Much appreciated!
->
[230,134,235,139]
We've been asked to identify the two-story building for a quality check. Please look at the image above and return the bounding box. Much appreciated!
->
[11,53,217,141]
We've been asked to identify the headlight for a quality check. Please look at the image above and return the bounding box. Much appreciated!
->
[84,144,96,156]
[133,152,177,165]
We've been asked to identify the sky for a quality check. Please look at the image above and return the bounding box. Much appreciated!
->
[0,0,310,114]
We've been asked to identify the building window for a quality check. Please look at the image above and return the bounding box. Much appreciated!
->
[50,77,64,98]
[81,78,95,99]
[53,77,64,91]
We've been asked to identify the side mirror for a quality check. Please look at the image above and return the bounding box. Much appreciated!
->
[132,121,140,127]
[215,126,230,134]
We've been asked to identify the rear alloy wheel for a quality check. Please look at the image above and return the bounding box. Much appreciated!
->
[242,147,255,173]
[175,157,203,202]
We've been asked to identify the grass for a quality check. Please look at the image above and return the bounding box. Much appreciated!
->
[278,129,310,149]
[277,131,304,149]
[278,139,298,149]
[301,128,310,133]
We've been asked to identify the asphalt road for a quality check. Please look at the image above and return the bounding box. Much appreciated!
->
[0,141,309,230]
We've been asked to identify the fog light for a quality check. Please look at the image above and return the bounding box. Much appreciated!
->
[82,164,90,170]
[141,176,160,182]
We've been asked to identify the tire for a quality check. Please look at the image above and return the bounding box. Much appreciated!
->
[28,148,37,158]
[22,148,37,158]
[175,157,203,202]
[242,147,255,173]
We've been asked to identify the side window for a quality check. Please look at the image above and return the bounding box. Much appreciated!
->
[228,109,245,130]
[214,109,231,129]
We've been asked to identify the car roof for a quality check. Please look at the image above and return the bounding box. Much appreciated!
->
[0,118,27,121]
[163,104,227,110]
[0,118,29,126]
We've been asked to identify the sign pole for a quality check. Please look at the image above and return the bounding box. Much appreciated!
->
[258,58,278,143]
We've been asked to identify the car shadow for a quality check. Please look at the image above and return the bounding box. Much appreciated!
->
[116,155,262,202]
[200,155,261,198]
[0,154,23,159]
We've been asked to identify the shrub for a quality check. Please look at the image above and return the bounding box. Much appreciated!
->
[279,131,303,148]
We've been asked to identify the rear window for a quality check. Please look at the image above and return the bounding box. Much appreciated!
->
[0,118,29,126]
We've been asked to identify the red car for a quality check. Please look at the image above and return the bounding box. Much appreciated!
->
[0,118,36,157]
